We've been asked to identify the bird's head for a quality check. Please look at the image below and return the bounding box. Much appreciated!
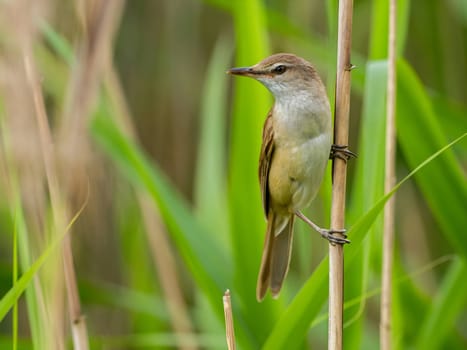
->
[227,53,320,98]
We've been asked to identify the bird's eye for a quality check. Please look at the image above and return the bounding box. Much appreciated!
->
[272,65,287,74]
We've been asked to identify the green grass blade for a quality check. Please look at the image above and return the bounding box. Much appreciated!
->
[194,34,232,246]
[349,59,388,240]
[12,208,18,350]
[395,0,411,55]
[345,60,388,349]
[415,257,467,349]
[228,0,281,345]
[229,0,270,294]
[192,34,235,343]
[114,195,166,331]
[369,0,410,59]
[369,0,389,59]
[396,59,467,258]
[1,125,46,349]
[0,200,86,321]
[391,255,456,347]
[39,21,74,65]
[15,203,44,350]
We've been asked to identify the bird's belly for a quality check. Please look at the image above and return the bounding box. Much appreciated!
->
[268,135,330,213]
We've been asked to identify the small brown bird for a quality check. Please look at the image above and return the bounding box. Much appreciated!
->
[228,53,349,301]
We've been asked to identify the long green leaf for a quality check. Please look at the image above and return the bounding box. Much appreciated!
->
[12,201,18,350]
[228,0,281,345]
[344,60,388,349]
[397,59,467,257]
[415,257,467,349]
[0,200,86,321]
[369,0,410,59]
[192,33,235,342]
[194,34,232,247]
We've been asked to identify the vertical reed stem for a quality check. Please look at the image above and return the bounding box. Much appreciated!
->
[223,290,236,350]
[380,0,397,348]
[329,0,354,348]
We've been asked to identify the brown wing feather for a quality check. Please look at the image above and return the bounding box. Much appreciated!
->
[270,215,294,298]
[256,211,275,301]
[259,111,274,217]
[256,213,294,301]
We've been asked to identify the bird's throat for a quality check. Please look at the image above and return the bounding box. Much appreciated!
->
[272,94,331,144]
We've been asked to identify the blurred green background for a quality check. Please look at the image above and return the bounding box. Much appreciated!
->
[0,0,466,349]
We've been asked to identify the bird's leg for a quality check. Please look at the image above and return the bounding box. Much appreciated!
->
[295,211,350,245]
[329,144,357,162]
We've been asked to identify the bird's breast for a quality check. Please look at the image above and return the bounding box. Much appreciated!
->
[268,95,332,212]
[268,132,331,213]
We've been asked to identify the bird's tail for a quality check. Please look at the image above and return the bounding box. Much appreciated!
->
[256,212,295,301]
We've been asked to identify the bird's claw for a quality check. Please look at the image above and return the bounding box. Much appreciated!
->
[330,144,357,162]
[319,228,351,245]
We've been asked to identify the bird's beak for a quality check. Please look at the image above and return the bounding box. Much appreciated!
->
[227,66,256,76]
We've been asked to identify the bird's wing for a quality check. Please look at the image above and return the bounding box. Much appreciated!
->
[259,111,274,217]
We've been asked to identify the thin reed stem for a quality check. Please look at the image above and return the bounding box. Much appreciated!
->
[23,49,70,350]
[329,0,354,349]
[58,2,123,348]
[223,290,236,350]
[380,0,397,348]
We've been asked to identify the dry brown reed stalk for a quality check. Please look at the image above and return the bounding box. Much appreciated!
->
[140,196,199,350]
[380,0,397,348]
[58,0,124,190]
[329,0,354,349]
[223,290,236,350]
[23,48,72,350]
[103,55,198,350]
[0,1,68,349]
[24,16,95,350]
[54,1,124,349]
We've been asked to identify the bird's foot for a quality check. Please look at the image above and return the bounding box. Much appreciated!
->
[295,211,350,245]
[317,228,350,245]
[330,144,357,162]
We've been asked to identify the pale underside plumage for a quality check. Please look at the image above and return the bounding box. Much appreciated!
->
[257,103,331,301]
